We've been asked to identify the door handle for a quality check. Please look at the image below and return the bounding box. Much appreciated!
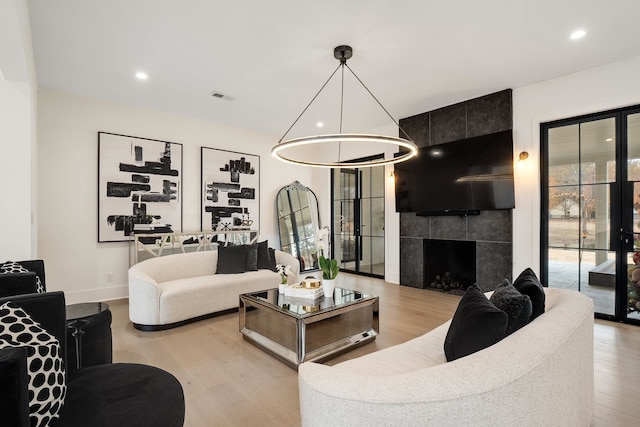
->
[620,229,636,246]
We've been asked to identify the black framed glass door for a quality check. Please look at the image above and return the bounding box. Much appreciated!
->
[331,156,385,278]
[542,105,640,324]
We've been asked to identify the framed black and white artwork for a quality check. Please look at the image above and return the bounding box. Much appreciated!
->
[201,147,259,232]
[98,132,183,242]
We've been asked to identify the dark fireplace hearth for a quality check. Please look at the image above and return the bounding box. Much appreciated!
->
[424,239,476,295]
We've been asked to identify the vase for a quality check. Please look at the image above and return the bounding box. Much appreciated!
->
[322,279,336,298]
[279,283,287,293]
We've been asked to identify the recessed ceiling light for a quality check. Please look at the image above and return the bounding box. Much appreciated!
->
[317,122,324,128]
[135,71,148,80]
[605,138,613,142]
[570,29,586,40]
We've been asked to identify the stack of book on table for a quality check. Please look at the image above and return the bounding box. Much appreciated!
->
[284,282,324,299]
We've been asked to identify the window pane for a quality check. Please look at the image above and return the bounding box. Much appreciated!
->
[628,113,640,180]
[548,185,580,248]
[580,118,615,184]
[548,125,579,185]
[581,183,610,251]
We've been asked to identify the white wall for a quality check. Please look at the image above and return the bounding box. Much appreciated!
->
[0,80,34,260]
[0,0,37,261]
[37,87,316,303]
[512,54,640,276]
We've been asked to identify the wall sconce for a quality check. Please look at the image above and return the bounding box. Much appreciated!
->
[518,151,529,168]
[388,170,395,181]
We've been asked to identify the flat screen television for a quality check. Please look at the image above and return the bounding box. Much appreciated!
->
[394,130,515,215]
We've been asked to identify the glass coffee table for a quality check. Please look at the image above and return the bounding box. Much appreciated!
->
[239,287,379,369]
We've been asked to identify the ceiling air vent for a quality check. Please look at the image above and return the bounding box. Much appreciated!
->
[210,91,234,101]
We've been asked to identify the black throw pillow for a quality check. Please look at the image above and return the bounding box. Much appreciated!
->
[244,244,258,271]
[513,268,546,320]
[444,284,508,362]
[256,241,272,270]
[490,279,533,335]
[216,245,246,274]
[267,248,278,272]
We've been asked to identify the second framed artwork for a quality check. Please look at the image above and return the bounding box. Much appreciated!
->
[201,147,260,232]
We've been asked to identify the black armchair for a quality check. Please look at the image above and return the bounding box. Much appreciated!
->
[0,292,185,427]
[0,259,112,373]
[0,259,46,298]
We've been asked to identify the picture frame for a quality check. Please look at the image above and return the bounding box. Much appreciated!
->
[98,132,183,242]
[201,147,260,233]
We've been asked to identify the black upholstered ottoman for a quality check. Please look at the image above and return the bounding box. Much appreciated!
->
[57,363,185,427]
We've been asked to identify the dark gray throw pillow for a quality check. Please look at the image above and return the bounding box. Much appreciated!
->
[256,240,272,270]
[490,279,533,335]
[513,268,545,320]
[444,284,508,362]
[216,245,246,274]
[244,244,258,271]
[267,248,278,272]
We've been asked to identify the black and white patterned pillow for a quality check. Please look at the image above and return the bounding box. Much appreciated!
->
[0,302,66,427]
[0,261,44,293]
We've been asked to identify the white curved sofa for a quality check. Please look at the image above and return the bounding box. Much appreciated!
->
[128,249,299,330]
[298,288,594,426]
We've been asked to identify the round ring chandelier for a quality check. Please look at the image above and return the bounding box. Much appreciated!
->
[271,45,418,168]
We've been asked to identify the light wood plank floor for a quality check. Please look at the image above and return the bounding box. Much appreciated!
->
[108,273,639,427]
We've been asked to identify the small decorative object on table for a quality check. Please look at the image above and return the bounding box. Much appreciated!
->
[277,263,293,293]
[302,278,321,289]
[319,255,339,298]
[284,283,324,299]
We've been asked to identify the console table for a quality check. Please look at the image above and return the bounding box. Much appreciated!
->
[129,229,259,265]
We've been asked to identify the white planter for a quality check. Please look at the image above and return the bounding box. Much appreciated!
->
[322,279,336,298]
[279,283,288,293]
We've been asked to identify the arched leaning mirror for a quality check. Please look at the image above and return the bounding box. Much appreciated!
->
[276,181,320,272]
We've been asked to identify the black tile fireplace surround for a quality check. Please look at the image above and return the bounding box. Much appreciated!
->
[398,89,513,294]
[400,211,512,293]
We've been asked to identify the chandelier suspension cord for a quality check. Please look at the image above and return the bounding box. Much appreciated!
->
[337,62,345,163]
[344,63,413,141]
[278,63,342,143]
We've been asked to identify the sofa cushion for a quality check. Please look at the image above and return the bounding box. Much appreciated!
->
[244,244,258,271]
[0,302,66,427]
[216,245,246,274]
[444,284,508,362]
[513,268,546,320]
[490,280,532,335]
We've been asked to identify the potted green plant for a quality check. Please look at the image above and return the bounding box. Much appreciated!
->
[319,255,339,297]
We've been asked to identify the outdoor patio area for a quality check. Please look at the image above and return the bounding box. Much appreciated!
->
[549,251,640,320]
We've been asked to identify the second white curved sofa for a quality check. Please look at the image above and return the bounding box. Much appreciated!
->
[298,288,594,426]
[128,249,299,330]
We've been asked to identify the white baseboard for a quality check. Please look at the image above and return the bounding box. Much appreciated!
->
[62,284,129,305]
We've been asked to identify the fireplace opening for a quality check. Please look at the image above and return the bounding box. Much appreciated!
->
[423,239,476,294]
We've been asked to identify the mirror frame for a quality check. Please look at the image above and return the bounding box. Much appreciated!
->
[276,181,320,272]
